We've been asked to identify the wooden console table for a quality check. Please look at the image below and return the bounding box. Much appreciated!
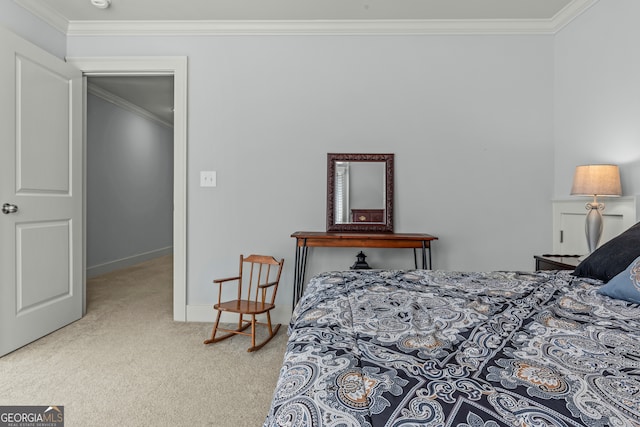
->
[291,231,438,307]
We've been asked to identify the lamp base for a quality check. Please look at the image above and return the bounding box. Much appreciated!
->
[585,201,604,253]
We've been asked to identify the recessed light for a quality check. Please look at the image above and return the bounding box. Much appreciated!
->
[91,0,111,9]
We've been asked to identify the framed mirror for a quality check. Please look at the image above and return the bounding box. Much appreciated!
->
[327,153,394,232]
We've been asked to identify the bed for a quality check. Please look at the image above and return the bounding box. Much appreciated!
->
[264,223,640,426]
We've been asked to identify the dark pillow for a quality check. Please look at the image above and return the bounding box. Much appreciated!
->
[573,221,640,282]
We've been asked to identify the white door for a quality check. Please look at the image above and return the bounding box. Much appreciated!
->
[0,28,83,356]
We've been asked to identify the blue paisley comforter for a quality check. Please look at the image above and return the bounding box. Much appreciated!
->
[263,269,640,426]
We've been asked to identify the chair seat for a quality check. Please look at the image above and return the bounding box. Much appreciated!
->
[215,299,274,315]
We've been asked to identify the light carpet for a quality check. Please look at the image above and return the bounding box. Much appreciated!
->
[0,255,288,426]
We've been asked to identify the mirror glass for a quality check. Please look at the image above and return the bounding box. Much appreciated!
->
[327,153,393,232]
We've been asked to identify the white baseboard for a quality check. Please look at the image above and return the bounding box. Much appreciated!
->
[186,304,217,322]
[187,304,292,325]
[87,246,173,278]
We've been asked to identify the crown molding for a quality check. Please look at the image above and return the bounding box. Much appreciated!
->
[66,18,555,36]
[87,82,173,129]
[17,0,598,36]
[552,0,599,31]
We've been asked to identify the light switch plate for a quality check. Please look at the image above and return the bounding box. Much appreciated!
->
[200,171,216,187]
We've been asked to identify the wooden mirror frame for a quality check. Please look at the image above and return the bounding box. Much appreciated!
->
[326,153,394,232]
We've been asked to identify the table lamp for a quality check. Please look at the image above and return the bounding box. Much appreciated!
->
[570,164,622,253]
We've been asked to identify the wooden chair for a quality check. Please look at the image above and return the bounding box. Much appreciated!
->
[204,254,284,352]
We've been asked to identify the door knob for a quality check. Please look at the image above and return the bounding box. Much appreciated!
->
[2,203,18,214]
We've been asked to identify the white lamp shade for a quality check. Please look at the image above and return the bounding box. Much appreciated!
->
[570,164,622,197]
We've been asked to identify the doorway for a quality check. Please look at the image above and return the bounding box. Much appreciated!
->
[85,75,174,280]
[67,57,188,321]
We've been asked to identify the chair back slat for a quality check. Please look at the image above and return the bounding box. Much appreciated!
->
[237,254,244,301]
[240,254,284,305]
[252,261,261,302]
[247,259,255,301]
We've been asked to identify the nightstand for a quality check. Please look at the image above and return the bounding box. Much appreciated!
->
[534,254,582,271]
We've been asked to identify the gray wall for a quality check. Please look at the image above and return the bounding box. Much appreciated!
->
[10,1,639,316]
[554,0,640,199]
[0,3,65,59]
[68,34,554,313]
[86,93,174,276]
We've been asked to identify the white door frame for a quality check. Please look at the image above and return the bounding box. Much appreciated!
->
[66,56,188,321]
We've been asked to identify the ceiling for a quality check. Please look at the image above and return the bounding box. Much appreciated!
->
[87,76,174,125]
[17,0,596,127]
[20,0,576,21]
[16,0,597,35]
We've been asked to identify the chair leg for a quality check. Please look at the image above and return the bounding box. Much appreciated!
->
[203,310,223,344]
[251,315,256,350]
[267,311,273,335]
[205,311,281,351]
[247,312,281,352]
[204,311,252,345]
